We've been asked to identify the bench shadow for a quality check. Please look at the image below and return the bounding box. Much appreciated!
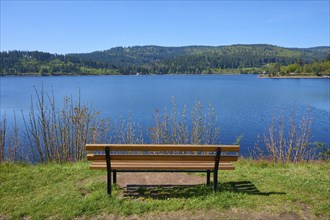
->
[221,181,286,196]
[123,184,209,199]
[121,181,285,199]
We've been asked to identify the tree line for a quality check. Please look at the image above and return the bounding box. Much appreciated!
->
[1,45,329,76]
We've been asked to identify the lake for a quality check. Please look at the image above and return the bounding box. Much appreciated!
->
[1,74,329,156]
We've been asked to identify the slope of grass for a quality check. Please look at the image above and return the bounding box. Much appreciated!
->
[0,160,329,219]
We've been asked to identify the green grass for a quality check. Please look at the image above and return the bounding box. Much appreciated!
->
[0,160,329,219]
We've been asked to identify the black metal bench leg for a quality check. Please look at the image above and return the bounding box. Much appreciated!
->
[113,171,117,184]
[207,170,211,186]
[213,170,218,192]
[213,148,221,192]
[107,171,112,195]
[105,147,112,195]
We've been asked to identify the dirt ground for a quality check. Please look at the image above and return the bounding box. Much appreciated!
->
[114,172,206,187]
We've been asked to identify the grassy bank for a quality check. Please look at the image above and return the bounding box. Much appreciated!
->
[1,160,329,219]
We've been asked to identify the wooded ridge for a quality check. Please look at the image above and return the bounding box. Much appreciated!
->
[1,44,329,75]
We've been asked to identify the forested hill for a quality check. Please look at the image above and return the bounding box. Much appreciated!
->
[1,44,329,75]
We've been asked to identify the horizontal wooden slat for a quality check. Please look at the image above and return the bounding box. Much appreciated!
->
[86,144,240,152]
[91,161,234,165]
[89,161,235,170]
[89,167,235,170]
[87,154,238,162]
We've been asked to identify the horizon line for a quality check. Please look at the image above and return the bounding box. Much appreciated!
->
[1,43,329,55]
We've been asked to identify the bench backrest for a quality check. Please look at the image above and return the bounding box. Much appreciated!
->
[86,144,239,162]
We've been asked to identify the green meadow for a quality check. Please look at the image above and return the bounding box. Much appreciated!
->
[1,160,329,219]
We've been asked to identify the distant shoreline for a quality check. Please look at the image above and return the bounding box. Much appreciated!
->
[258,74,330,79]
[0,72,241,77]
[1,73,330,78]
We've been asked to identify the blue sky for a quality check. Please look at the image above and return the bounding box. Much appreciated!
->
[1,0,329,54]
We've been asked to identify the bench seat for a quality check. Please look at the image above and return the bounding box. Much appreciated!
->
[90,161,235,170]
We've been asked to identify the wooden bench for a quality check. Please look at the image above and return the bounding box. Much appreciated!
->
[86,144,240,195]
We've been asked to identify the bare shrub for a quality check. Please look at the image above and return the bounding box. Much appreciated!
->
[149,98,220,145]
[1,86,145,163]
[22,87,110,162]
[7,112,20,161]
[111,116,144,144]
[0,112,22,162]
[0,114,6,162]
[250,108,322,163]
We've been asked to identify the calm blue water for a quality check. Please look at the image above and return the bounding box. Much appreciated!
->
[1,74,329,155]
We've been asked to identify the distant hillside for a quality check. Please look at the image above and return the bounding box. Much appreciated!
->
[1,44,329,75]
